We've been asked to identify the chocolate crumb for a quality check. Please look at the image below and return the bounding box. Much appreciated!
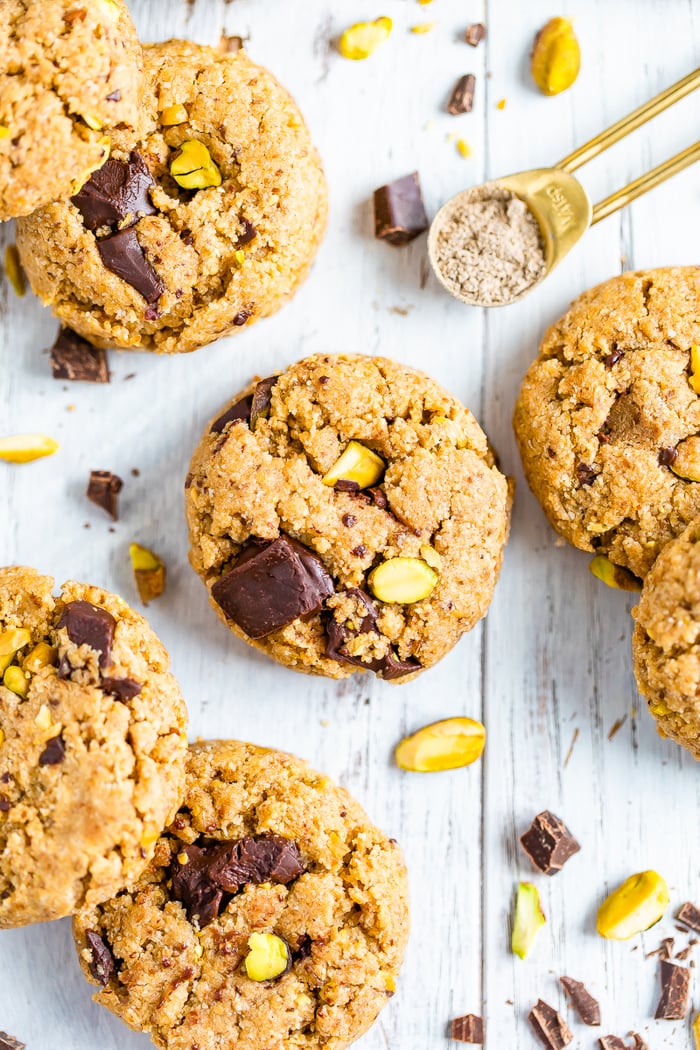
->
[342,514,357,527]
[50,327,109,383]
[351,544,368,558]
[465,23,486,46]
[0,797,10,812]
[86,470,123,520]
[603,347,625,369]
[528,999,572,1049]
[232,310,250,326]
[677,901,700,932]
[451,1014,483,1043]
[520,811,580,875]
[646,936,674,960]
[447,74,476,115]
[576,462,598,487]
[105,89,121,102]
[38,734,65,766]
[658,446,678,467]
[559,976,600,1026]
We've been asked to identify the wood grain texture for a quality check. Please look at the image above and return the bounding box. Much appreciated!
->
[0,1,699,1047]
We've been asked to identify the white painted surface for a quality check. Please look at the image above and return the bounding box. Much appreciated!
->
[1,1,700,1047]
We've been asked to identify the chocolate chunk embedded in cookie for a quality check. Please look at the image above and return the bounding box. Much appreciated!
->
[186,354,512,681]
[0,566,188,927]
[74,740,409,1050]
[514,267,700,578]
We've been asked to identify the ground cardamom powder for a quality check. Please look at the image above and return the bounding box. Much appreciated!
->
[433,185,546,306]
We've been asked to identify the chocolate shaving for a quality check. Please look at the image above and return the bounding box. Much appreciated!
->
[86,470,123,520]
[38,734,65,766]
[210,395,253,433]
[85,930,116,985]
[575,462,598,487]
[450,1014,484,1043]
[49,327,109,383]
[528,999,572,1049]
[654,959,690,1019]
[447,74,476,115]
[559,976,600,1026]
[646,936,674,960]
[677,901,700,932]
[464,23,486,46]
[0,1032,25,1050]
[520,811,580,875]
[101,677,142,701]
[373,172,429,246]
[98,228,165,304]
[249,376,277,430]
[211,535,334,640]
[72,151,156,230]
[56,600,116,668]
[658,446,678,467]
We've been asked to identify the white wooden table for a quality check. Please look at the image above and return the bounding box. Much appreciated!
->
[1,1,700,1047]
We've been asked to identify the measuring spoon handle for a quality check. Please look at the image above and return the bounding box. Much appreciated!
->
[591,140,700,224]
[558,67,700,174]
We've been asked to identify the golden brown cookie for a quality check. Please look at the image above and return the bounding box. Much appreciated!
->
[74,739,409,1050]
[16,40,328,353]
[632,515,700,759]
[0,566,188,928]
[186,354,512,681]
[0,0,142,220]
[514,267,700,578]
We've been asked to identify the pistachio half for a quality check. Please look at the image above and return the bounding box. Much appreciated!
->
[160,104,188,127]
[244,933,291,982]
[170,140,222,190]
[4,245,25,297]
[338,17,392,60]
[3,666,29,698]
[0,434,59,464]
[322,441,385,489]
[368,557,437,604]
[596,870,669,940]
[395,717,485,772]
[589,554,642,592]
[512,882,546,959]
[531,17,580,96]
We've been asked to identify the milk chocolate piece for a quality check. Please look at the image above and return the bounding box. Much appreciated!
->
[72,151,156,230]
[677,901,700,932]
[85,930,116,985]
[451,1014,484,1043]
[211,535,334,639]
[598,1038,647,1050]
[87,470,123,520]
[520,811,580,875]
[98,228,165,304]
[373,172,429,246]
[560,977,600,1026]
[50,327,109,383]
[210,395,253,433]
[56,601,116,668]
[528,999,572,1049]
[447,74,476,115]
[654,959,690,1019]
[465,23,486,46]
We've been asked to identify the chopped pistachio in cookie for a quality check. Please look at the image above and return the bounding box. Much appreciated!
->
[0,566,188,928]
[0,0,142,221]
[16,40,328,353]
[514,267,700,578]
[632,515,700,760]
[74,740,409,1050]
[186,354,512,682]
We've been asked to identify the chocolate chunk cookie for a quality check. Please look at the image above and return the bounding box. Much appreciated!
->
[16,40,328,353]
[514,268,700,578]
[0,566,188,927]
[74,739,409,1050]
[0,0,142,220]
[186,354,512,681]
[632,515,700,758]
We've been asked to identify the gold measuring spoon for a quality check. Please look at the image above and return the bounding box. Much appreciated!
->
[428,67,700,307]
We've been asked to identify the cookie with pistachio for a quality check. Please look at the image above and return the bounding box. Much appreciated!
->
[16,40,327,353]
[0,566,188,928]
[74,739,409,1050]
[0,0,142,220]
[514,266,700,578]
[186,353,512,681]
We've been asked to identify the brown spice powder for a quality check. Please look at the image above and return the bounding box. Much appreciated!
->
[433,185,546,306]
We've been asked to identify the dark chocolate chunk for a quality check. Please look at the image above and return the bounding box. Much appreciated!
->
[603,347,624,369]
[238,218,257,243]
[342,514,357,527]
[101,677,142,701]
[85,929,116,985]
[210,395,253,433]
[447,74,476,115]
[335,479,361,493]
[658,446,678,467]
[250,376,277,430]
[0,1032,25,1050]
[56,600,116,668]
[98,228,165,304]
[677,901,700,932]
[211,535,334,639]
[49,327,109,383]
[450,1014,484,1043]
[559,976,601,1026]
[654,959,690,1019]
[171,835,305,927]
[86,470,123,520]
[324,589,420,680]
[465,22,486,46]
[373,172,429,246]
[520,811,580,875]
[0,797,10,812]
[71,151,156,230]
[351,544,368,558]
[39,734,65,766]
[380,650,421,680]
[367,486,388,510]
[232,309,250,326]
[575,462,598,487]
[528,999,572,1049]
